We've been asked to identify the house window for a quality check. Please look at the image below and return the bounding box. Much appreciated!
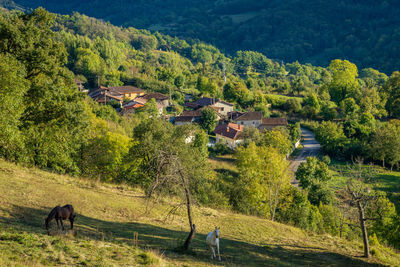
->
[221,107,224,111]
[241,122,243,125]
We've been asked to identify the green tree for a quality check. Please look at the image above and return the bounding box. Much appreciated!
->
[296,157,331,189]
[288,122,301,143]
[302,93,320,118]
[340,97,359,117]
[327,59,359,103]
[315,121,349,156]
[369,121,400,169]
[383,72,400,118]
[136,98,159,118]
[223,81,249,107]
[284,98,302,114]
[199,107,218,134]
[0,54,29,161]
[0,8,89,173]
[174,74,185,88]
[259,129,292,156]
[82,132,132,182]
[235,143,291,220]
[197,76,218,96]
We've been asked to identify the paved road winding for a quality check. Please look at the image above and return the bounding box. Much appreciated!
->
[289,128,321,187]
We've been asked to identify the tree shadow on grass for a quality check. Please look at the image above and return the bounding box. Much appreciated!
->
[0,205,385,267]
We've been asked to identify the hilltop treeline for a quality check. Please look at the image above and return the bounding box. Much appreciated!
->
[9,0,400,74]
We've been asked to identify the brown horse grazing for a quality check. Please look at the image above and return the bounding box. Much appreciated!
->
[45,205,76,233]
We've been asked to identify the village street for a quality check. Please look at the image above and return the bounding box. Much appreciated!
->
[289,128,321,187]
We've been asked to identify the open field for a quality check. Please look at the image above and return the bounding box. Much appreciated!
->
[0,159,399,266]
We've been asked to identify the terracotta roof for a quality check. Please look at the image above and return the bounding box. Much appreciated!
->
[133,97,148,105]
[142,92,169,101]
[236,111,262,121]
[227,122,244,131]
[260,117,288,126]
[124,103,144,110]
[214,123,244,140]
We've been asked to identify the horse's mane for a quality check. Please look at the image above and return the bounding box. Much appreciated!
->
[45,206,59,223]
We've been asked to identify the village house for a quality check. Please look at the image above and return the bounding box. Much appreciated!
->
[108,86,146,100]
[174,107,221,126]
[174,110,202,125]
[174,116,197,126]
[88,85,146,104]
[88,86,123,105]
[185,97,234,116]
[141,92,170,109]
[214,123,244,149]
[258,117,288,132]
[227,111,244,121]
[122,97,164,115]
[235,111,263,127]
[121,101,144,114]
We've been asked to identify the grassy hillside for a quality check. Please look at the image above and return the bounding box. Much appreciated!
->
[0,159,399,266]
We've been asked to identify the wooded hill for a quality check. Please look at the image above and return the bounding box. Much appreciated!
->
[7,0,400,74]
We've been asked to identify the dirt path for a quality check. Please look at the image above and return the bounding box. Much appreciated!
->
[289,128,321,187]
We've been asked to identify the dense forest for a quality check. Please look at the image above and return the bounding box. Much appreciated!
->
[4,0,400,74]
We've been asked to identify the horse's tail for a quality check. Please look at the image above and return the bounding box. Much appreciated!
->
[45,206,59,229]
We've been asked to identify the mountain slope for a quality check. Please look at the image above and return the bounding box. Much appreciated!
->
[10,0,400,74]
[0,159,398,266]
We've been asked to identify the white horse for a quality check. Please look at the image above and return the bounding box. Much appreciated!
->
[206,227,221,261]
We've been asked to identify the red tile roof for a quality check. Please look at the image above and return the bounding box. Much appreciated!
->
[214,123,244,140]
[124,103,144,110]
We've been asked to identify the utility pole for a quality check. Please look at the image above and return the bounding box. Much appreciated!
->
[223,62,226,84]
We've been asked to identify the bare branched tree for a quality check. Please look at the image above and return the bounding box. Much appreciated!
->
[145,150,197,251]
[344,159,376,258]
